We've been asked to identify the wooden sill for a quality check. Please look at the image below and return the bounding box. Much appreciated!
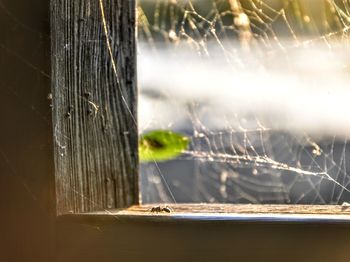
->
[58,204,350,224]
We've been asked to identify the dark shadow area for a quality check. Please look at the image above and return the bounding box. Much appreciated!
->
[0,0,54,261]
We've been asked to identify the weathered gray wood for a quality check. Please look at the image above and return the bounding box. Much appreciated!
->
[51,0,138,214]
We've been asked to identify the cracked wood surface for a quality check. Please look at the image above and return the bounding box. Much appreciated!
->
[51,0,138,214]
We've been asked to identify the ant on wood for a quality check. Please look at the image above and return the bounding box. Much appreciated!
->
[149,205,173,213]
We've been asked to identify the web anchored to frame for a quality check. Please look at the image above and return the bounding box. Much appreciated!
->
[137,0,350,205]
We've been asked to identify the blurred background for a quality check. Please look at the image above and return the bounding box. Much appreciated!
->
[137,0,350,205]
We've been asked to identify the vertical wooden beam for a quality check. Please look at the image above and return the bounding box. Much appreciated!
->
[51,0,138,214]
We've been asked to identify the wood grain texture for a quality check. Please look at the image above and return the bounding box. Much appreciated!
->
[51,0,138,214]
[61,204,350,223]
[124,203,350,215]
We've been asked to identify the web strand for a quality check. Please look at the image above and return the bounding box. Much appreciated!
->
[138,0,350,204]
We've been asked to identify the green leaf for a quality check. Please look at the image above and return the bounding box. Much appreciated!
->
[139,130,190,162]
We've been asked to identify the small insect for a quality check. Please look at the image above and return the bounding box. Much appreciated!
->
[150,205,173,213]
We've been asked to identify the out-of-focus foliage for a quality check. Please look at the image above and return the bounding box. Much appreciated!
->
[139,130,189,162]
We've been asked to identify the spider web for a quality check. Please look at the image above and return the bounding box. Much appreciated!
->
[137,0,350,204]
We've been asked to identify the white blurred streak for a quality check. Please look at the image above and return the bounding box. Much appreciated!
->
[138,42,350,138]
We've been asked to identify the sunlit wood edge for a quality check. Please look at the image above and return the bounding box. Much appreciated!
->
[57,204,350,224]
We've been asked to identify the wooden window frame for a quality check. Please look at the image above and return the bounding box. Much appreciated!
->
[51,0,350,223]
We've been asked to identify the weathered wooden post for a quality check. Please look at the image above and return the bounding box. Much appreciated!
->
[51,0,138,214]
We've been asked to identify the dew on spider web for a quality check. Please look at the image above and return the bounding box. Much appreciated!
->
[137,0,350,205]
